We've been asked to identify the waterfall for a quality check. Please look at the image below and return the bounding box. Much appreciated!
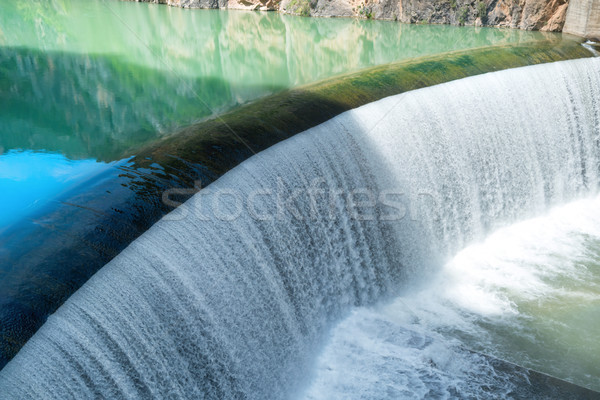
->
[1,57,599,398]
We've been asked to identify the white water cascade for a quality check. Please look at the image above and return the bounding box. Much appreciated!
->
[304,194,600,398]
[1,57,599,398]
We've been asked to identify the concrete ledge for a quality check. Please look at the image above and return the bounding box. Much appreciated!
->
[564,0,600,40]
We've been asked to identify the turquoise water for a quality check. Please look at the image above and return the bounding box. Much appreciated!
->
[0,0,559,228]
[0,151,115,231]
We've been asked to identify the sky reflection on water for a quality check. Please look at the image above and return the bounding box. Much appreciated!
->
[0,150,113,231]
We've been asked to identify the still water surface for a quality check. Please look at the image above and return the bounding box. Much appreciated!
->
[0,0,558,229]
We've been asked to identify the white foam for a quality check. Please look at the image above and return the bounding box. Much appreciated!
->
[305,195,600,397]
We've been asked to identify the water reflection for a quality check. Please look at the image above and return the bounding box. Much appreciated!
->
[0,0,555,161]
[0,151,114,232]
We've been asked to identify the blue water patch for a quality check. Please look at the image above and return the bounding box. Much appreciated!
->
[0,150,112,232]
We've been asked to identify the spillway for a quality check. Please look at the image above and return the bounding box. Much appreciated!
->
[1,57,599,398]
[305,194,600,398]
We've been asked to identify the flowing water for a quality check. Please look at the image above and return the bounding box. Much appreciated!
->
[0,0,559,230]
[304,195,600,398]
[1,57,598,398]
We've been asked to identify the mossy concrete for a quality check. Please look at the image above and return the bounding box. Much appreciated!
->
[134,37,593,175]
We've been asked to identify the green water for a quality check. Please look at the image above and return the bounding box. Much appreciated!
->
[0,0,563,228]
[0,0,558,161]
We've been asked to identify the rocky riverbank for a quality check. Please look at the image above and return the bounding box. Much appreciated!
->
[131,0,571,31]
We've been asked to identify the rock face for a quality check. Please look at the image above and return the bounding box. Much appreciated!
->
[485,0,570,31]
[129,0,579,32]
[285,0,570,31]
[132,0,277,10]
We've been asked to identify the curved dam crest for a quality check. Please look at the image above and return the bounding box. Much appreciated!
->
[1,57,599,398]
[0,39,591,368]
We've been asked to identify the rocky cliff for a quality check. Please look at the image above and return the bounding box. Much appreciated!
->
[283,0,571,31]
[131,0,276,10]
[131,0,573,31]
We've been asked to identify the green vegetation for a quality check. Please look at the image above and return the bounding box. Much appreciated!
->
[449,0,457,10]
[288,0,311,16]
[458,6,468,25]
[357,4,373,19]
[477,1,488,23]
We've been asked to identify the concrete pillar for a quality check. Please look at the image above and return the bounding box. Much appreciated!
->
[564,0,600,39]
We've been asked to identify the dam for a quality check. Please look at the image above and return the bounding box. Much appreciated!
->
[1,0,592,368]
[565,0,600,39]
[1,57,599,398]
[1,0,600,397]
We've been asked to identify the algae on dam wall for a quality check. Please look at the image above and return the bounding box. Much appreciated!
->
[131,0,573,31]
